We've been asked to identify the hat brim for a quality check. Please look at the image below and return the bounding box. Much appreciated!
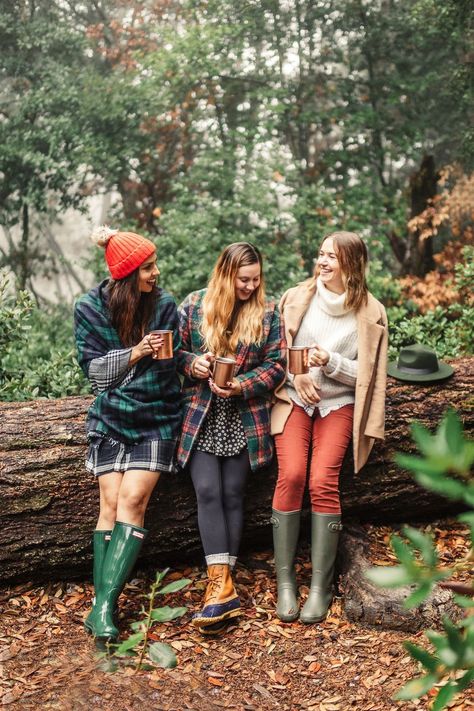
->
[387,361,454,383]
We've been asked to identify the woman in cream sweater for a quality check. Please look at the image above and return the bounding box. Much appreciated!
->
[271,231,388,624]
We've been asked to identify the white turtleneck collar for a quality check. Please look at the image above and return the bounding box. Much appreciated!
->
[316,276,351,316]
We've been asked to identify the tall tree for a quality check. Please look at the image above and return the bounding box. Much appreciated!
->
[0,1,89,292]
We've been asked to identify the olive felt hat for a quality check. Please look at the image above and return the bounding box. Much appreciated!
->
[387,344,454,383]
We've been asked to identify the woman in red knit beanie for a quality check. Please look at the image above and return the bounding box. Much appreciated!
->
[74,226,182,644]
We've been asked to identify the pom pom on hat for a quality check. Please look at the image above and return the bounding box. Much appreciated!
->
[91,225,156,280]
[90,225,119,247]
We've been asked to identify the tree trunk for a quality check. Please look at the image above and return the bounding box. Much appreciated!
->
[0,358,472,585]
[403,154,439,276]
[338,525,461,632]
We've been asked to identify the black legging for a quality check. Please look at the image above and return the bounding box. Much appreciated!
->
[190,449,250,558]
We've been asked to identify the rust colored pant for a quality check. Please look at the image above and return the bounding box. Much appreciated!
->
[273,403,354,514]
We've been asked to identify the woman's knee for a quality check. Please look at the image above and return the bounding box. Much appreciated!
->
[118,489,149,517]
[99,487,119,519]
[272,470,305,510]
[309,471,341,513]
[222,485,244,513]
[193,479,219,507]
[276,467,306,495]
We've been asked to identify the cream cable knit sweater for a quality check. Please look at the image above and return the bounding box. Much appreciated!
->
[286,277,358,417]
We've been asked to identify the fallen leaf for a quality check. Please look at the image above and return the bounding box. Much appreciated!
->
[208,677,224,687]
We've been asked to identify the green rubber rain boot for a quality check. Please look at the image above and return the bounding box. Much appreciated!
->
[86,521,147,641]
[84,529,112,635]
[300,513,342,624]
[271,509,301,622]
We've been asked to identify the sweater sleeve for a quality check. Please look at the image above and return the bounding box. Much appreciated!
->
[323,352,358,386]
[176,293,198,378]
[235,305,287,400]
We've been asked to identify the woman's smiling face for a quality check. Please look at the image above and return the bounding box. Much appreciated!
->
[138,252,160,292]
[317,238,345,293]
[234,263,261,302]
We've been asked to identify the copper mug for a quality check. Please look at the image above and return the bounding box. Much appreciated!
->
[150,330,173,360]
[288,347,309,375]
[211,357,236,388]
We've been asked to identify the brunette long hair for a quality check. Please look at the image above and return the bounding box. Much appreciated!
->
[107,271,158,347]
[201,242,265,356]
[314,231,369,311]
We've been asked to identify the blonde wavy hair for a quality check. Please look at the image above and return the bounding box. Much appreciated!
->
[201,242,265,356]
[313,231,369,311]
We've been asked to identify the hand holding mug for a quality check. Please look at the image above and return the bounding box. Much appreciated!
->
[209,378,242,398]
[148,331,164,357]
[192,352,214,379]
[130,332,162,365]
[309,344,330,368]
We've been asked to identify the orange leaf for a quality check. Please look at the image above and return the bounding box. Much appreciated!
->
[208,677,224,687]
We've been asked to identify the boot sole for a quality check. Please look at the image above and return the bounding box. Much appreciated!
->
[84,618,118,642]
[277,611,299,623]
[300,613,327,624]
[192,608,241,628]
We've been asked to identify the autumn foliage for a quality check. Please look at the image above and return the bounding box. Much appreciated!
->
[399,167,474,313]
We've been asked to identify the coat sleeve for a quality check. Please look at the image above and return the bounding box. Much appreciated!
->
[364,304,388,440]
[235,305,287,400]
[176,294,198,378]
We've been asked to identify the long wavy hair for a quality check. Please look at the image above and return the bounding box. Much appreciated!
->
[313,231,369,311]
[201,242,265,356]
[107,270,158,347]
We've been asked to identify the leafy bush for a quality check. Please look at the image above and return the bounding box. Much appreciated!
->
[0,277,88,401]
[385,246,474,361]
[367,410,474,710]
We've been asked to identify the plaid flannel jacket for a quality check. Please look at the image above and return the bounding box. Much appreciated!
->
[74,280,182,445]
[176,289,287,472]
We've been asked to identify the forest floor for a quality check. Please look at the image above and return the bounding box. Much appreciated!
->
[0,522,472,711]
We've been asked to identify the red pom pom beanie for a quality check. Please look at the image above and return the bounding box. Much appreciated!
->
[91,227,156,280]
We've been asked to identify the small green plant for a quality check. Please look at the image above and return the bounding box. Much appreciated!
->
[101,569,191,672]
[366,410,474,710]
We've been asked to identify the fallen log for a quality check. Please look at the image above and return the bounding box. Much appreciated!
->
[338,525,461,632]
[0,357,473,586]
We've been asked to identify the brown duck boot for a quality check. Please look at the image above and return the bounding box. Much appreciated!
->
[192,564,241,629]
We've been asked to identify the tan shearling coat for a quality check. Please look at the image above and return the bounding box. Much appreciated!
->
[271,280,388,473]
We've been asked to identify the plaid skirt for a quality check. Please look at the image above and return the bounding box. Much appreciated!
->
[86,434,176,477]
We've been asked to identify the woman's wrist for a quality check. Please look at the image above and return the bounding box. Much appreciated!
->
[129,346,141,366]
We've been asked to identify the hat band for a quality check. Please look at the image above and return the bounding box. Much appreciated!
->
[399,365,436,375]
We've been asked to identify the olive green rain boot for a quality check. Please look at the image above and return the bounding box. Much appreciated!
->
[300,513,342,624]
[84,529,112,635]
[86,521,148,642]
[271,509,301,622]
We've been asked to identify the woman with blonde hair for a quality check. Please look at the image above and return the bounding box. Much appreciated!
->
[177,242,286,633]
[74,227,181,643]
[271,231,388,624]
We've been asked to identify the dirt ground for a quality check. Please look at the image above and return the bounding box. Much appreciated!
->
[0,522,472,711]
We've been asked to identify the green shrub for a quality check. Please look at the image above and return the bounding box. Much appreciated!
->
[0,277,88,401]
[367,410,474,710]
